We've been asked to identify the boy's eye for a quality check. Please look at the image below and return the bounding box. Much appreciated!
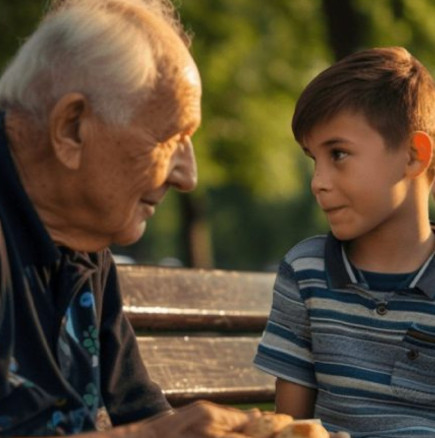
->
[331,149,348,161]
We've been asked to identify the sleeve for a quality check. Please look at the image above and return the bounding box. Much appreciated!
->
[98,253,171,425]
[253,256,317,389]
[0,222,13,397]
[0,222,59,436]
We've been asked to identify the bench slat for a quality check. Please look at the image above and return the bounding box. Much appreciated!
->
[137,336,275,406]
[119,265,275,331]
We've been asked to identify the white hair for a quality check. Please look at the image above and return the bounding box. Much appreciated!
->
[0,0,189,125]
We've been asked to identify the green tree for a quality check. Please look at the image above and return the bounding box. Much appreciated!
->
[3,0,435,269]
[0,1,46,71]
[142,0,333,269]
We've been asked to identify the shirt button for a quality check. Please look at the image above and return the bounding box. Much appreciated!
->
[376,303,388,316]
[407,349,419,361]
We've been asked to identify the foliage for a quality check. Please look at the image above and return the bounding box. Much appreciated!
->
[0,1,46,71]
[2,0,435,269]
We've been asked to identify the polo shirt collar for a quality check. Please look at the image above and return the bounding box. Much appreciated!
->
[325,232,435,299]
[325,233,352,289]
[0,111,60,266]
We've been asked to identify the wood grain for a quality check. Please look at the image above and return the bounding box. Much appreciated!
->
[137,336,275,406]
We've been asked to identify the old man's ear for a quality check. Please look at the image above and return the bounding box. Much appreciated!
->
[49,93,89,170]
[407,131,433,178]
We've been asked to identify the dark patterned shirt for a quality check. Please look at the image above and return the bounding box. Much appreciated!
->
[0,112,171,435]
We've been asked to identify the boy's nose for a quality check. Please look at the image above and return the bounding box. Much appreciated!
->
[168,137,198,192]
[311,165,331,195]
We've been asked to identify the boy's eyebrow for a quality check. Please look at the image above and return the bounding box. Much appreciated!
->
[321,137,349,147]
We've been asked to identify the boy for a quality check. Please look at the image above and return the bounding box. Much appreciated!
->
[254,47,435,437]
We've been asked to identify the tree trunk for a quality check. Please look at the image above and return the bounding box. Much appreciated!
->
[321,0,364,60]
[179,193,214,268]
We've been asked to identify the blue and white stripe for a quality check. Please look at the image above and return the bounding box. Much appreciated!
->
[254,234,435,437]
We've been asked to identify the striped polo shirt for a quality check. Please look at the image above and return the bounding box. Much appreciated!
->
[254,233,435,437]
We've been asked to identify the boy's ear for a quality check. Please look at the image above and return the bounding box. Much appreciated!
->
[407,131,433,177]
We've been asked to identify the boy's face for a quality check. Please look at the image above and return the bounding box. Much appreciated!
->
[302,111,412,242]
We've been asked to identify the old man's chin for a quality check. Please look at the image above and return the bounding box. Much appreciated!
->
[113,220,148,247]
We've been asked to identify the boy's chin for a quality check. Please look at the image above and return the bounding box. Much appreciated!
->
[329,227,356,242]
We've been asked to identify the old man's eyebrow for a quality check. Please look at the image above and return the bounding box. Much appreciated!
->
[162,121,200,141]
[182,118,201,135]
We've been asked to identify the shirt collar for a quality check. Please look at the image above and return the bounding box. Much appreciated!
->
[0,111,60,266]
[325,232,435,299]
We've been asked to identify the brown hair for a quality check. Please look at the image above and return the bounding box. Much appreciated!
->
[292,47,435,152]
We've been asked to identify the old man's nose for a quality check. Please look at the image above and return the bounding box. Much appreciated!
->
[168,137,198,192]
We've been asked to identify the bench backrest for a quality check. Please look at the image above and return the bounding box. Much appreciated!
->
[117,265,276,406]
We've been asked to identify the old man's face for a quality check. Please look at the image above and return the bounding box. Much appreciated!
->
[79,57,202,246]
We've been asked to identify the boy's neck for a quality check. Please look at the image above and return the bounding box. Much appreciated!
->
[345,220,435,274]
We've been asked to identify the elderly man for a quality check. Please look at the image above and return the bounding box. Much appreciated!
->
[0,1,352,437]
[0,0,266,436]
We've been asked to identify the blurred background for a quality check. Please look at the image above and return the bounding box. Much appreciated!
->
[2,0,435,270]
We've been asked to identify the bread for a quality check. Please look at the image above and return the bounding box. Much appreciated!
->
[243,413,294,438]
[275,422,329,438]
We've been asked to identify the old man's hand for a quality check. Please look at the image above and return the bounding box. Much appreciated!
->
[144,404,351,438]
[145,401,262,438]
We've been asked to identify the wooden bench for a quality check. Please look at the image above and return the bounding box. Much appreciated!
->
[117,265,276,407]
